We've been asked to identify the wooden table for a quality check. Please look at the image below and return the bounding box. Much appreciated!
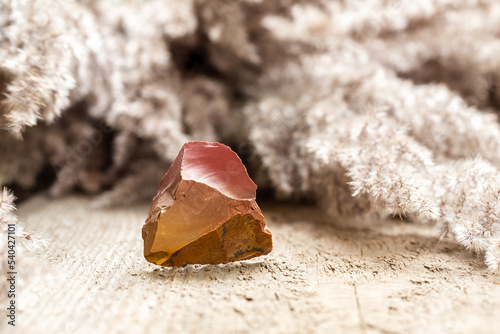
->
[9,195,500,333]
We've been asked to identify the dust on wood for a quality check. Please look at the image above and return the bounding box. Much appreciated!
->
[9,195,500,334]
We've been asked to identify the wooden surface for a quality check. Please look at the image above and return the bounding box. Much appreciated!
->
[6,195,500,333]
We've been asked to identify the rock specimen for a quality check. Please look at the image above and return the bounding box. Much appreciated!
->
[142,141,273,266]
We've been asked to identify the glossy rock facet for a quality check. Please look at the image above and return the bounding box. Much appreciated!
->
[142,141,273,266]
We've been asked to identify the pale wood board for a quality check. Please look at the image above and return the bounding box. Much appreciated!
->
[4,195,500,333]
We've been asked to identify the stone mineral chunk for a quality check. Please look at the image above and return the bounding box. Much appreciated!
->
[142,141,273,266]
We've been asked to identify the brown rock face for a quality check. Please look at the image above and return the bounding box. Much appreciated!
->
[142,141,273,266]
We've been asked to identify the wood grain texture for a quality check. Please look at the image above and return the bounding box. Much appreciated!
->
[5,195,500,334]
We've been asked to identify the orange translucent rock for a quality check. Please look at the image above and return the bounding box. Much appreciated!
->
[142,141,273,266]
